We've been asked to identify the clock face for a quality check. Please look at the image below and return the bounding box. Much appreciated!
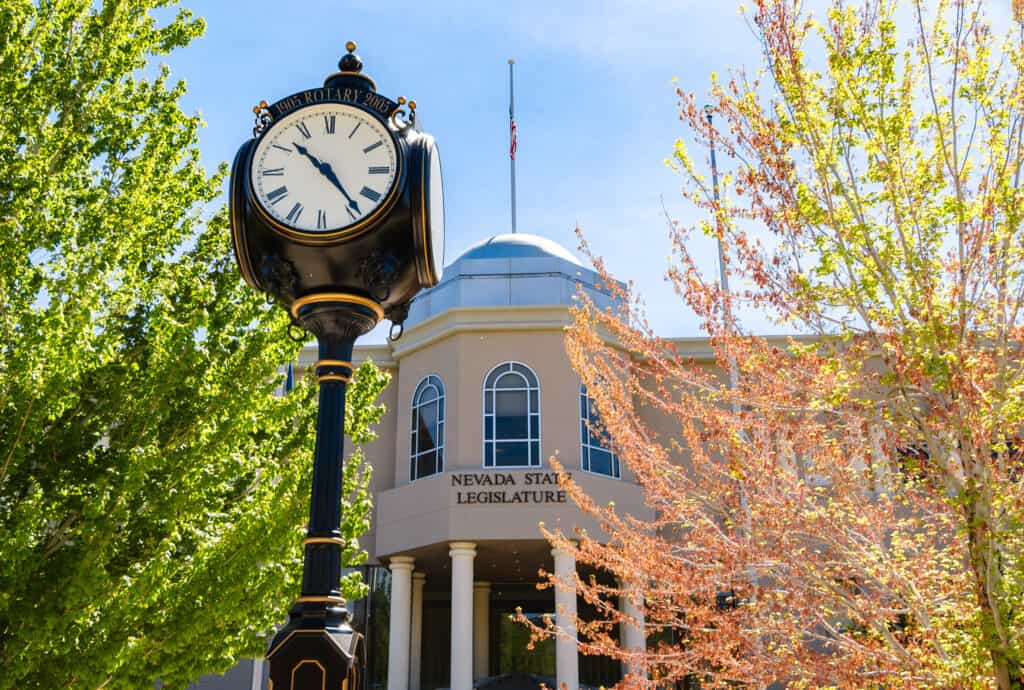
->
[249,103,399,234]
[427,141,445,278]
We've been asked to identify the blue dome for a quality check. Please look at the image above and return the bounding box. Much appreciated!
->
[403,232,617,329]
[454,233,584,267]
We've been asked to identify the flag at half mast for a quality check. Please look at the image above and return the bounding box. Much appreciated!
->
[510,110,517,160]
[508,58,517,233]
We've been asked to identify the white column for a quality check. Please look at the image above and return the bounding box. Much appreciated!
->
[449,542,477,690]
[249,657,263,690]
[473,581,491,681]
[387,556,415,690]
[552,546,579,690]
[620,581,647,680]
[410,572,426,690]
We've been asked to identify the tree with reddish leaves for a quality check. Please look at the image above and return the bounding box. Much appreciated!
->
[537,1,1024,688]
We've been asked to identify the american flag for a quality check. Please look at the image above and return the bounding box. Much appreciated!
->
[509,115,518,160]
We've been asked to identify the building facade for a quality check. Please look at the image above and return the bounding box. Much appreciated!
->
[192,233,673,690]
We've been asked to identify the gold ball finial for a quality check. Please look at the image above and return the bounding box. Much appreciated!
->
[346,41,357,53]
[396,96,406,105]
[259,100,268,108]
[408,100,417,110]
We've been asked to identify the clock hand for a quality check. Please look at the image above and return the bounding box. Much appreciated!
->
[318,163,362,215]
[291,141,322,167]
[292,142,361,215]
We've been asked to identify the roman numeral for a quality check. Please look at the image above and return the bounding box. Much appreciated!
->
[324,114,336,134]
[367,166,390,175]
[285,202,303,222]
[295,121,311,139]
[348,122,362,138]
[359,186,381,202]
[317,209,328,229]
[272,144,292,153]
[266,186,288,204]
[262,167,284,176]
[362,140,383,154]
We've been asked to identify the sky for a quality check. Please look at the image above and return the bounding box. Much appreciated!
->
[161,0,768,341]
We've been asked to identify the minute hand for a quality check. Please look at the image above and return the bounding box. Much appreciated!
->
[293,142,361,215]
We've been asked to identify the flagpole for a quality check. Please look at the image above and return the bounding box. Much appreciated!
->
[706,105,754,597]
[508,58,517,234]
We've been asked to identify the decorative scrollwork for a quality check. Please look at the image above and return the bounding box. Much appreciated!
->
[407,100,418,129]
[252,100,273,137]
[358,250,399,302]
[260,254,300,303]
[389,95,414,131]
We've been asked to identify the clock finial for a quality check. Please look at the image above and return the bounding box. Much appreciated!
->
[338,41,363,74]
[325,40,377,92]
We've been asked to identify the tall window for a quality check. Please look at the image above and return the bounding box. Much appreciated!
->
[483,362,540,467]
[580,384,620,478]
[411,375,445,480]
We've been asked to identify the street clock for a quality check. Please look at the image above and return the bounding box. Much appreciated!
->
[228,43,444,690]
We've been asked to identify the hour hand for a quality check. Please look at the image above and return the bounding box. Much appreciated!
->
[292,141,320,167]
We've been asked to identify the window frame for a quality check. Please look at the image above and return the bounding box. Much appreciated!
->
[579,383,621,479]
[410,374,445,482]
[482,361,541,468]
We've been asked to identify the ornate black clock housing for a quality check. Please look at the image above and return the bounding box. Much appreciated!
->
[227,43,444,690]
[230,42,444,334]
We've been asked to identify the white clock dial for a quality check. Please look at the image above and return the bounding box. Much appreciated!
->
[428,141,445,278]
[250,103,399,233]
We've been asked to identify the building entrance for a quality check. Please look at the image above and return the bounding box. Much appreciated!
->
[488,584,555,680]
[495,611,555,677]
[365,554,627,690]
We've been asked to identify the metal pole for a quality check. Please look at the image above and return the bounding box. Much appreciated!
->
[509,59,517,234]
[266,300,376,689]
[705,106,754,606]
[705,105,737,385]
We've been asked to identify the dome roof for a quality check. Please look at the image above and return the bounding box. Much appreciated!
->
[454,233,584,267]
[403,231,618,330]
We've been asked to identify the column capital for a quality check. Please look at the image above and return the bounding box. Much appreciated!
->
[412,571,427,583]
[449,541,477,558]
[389,555,416,571]
[473,580,491,591]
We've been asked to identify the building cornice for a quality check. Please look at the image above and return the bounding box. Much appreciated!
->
[387,305,575,360]
[300,302,817,367]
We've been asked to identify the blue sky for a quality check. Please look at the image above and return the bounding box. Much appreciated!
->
[163,0,766,341]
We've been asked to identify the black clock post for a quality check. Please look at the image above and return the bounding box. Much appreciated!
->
[228,43,444,690]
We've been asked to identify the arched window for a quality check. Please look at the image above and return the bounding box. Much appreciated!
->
[483,362,540,467]
[580,384,620,478]
[411,375,445,481]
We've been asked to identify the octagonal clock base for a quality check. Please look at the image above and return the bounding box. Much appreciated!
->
[266,603,364,690]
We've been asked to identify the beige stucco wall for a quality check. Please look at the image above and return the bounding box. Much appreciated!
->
[347,305,655,563]
[374,468,648,556]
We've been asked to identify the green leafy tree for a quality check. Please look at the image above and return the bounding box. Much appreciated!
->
[0,1,384,688]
